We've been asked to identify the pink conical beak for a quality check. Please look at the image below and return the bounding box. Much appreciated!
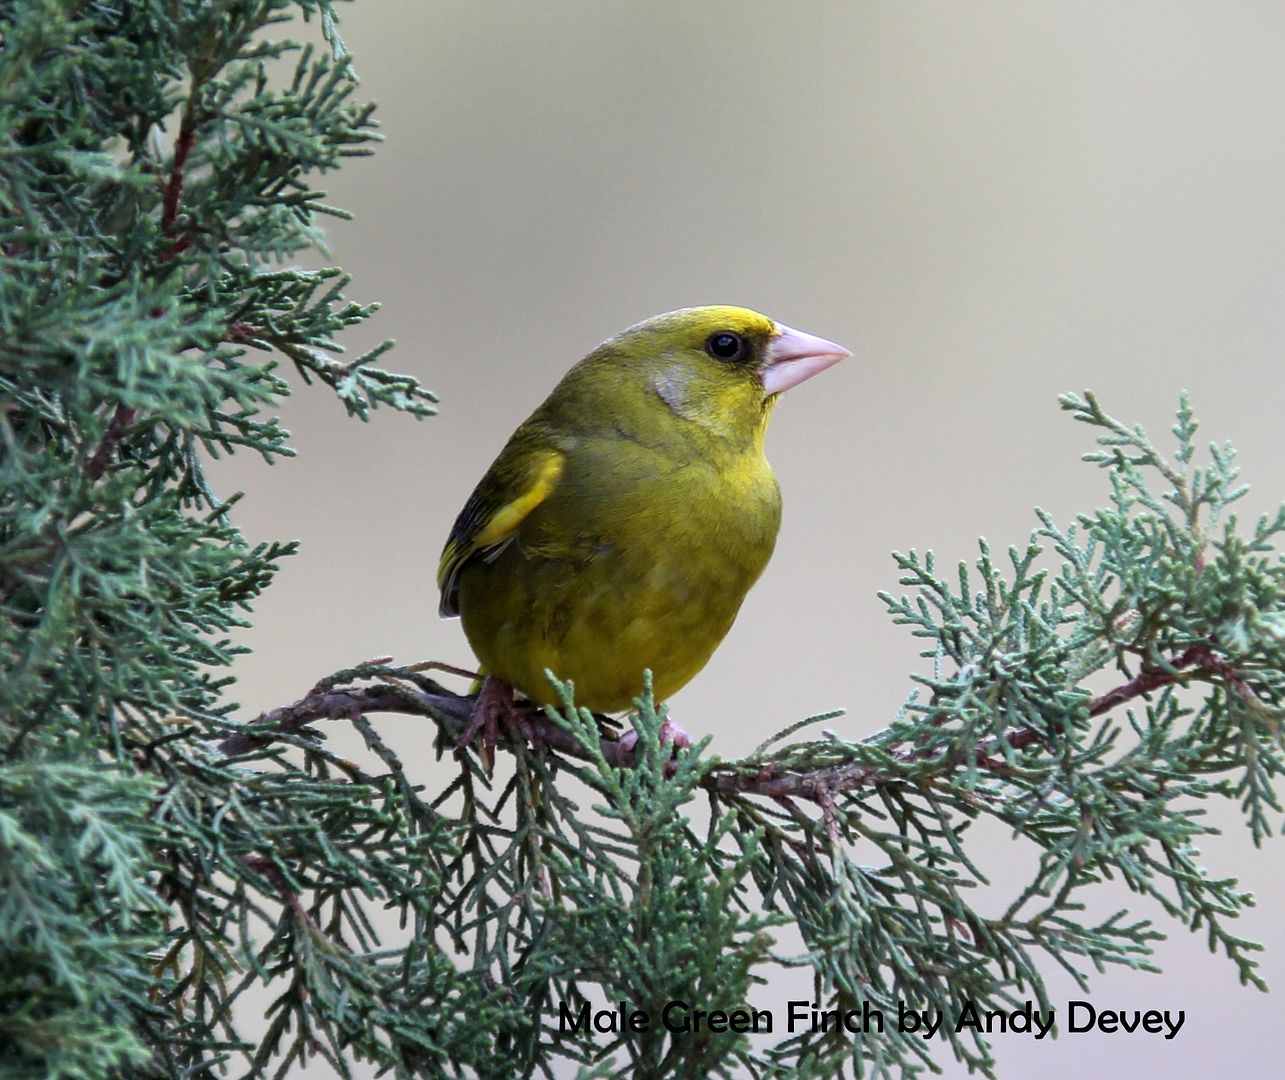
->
[760,322,851,396]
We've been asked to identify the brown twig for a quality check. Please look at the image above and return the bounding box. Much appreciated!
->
[84,96,199,482]
[703,756,892,800]
[226,321,263,343]
[217,685,472,757]
[1086,644,1207,717]
[161,118,195,236]
[960,644,1248,767]
[217,643,1253,806]
[242,854,338,955]
[85,404,137,481]
[155,101,199,262]
[216,681,644,767]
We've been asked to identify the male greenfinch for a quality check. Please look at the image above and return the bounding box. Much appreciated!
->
[438,305,849,758]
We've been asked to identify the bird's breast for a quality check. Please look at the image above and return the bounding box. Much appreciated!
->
[457,439,782,711]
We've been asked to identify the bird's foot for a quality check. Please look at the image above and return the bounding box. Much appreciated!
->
[456,676,541,770]
[617,715,693,759]
[456,675,512,769]
[657,716,692,750]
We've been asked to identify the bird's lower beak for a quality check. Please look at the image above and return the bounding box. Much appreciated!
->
[760,323,852,396]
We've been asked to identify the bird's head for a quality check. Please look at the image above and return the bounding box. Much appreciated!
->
[581,305,850,447]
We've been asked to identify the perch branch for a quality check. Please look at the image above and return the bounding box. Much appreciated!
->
[218,644,1254,804]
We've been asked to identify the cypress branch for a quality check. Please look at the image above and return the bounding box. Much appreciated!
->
[2,3,1281,1079]
[212,386,1284,1077]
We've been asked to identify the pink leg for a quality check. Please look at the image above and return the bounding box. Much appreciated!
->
[657,715,692,750]
[617,714,693,758]
[455,676,543,769]
[456,675,514,768]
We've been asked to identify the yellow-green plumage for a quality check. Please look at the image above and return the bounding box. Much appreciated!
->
[438,306,847,714]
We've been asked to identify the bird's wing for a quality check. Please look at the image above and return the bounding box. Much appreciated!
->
[437,443,566,617]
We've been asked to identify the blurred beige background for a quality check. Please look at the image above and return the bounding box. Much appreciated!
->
[212,2,1285,1076]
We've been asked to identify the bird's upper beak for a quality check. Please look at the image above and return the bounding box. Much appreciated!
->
[760,323,852,396]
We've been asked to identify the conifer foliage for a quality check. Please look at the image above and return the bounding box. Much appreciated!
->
[2,4,1283,1080]
[1,2,442,1076]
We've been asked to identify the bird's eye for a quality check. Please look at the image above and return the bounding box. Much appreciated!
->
[706,331,745,361]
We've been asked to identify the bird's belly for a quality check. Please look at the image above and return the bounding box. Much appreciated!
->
[458,503,776,712]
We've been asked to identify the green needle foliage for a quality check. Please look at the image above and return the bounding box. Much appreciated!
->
[1,1,457,1076]
[2,5,1283,1080]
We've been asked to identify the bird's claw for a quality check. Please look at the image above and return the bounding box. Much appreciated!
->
[456,676,543,770]
[617,715,692,759]
[658,716,692,750]
[456,675,512,770]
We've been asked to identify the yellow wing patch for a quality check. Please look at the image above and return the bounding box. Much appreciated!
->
[472,452,563,548]
[437,448,565,616]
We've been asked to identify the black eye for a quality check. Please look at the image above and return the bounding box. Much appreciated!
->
[706,331,745,361]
